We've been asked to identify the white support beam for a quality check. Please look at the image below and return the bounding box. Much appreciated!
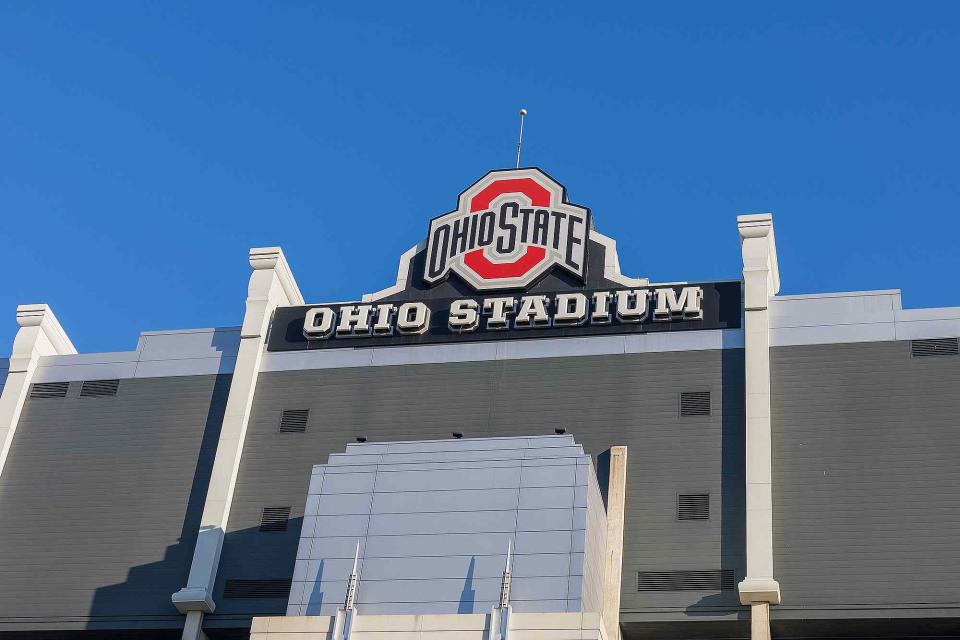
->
[182,611,209,640]
[601,446,627,640]
[750,603,771,640]
[173,248,303,636]
[736,215,782,635]
[0,304,76,479]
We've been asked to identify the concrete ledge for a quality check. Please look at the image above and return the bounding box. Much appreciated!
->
[171,587,215,614]
[260,330,742,373]
[738,578,781,606]
[770,290,960,346]
[30,327,241,382]
[250,612,606,640]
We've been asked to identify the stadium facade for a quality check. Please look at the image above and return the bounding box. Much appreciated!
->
[1,168,958,640]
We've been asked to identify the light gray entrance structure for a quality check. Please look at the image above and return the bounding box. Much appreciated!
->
[289,435,607,616]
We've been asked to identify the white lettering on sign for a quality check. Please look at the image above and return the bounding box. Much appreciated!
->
[301,286,705,340]
[448,299,480,332]
[337,305,373,336]
[591,291,613,324]
[554,293,588,326]
[396,302,430,334]
[372,304,395,335]
[615,290,650,323]
[304,307,336,338]
[654,287,704,320]
[515,295,551,328]
[483,297,516,330]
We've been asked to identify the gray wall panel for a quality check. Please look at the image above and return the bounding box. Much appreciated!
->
[771,341,960,617]
[0,374,230,630]
[215,349,746,620]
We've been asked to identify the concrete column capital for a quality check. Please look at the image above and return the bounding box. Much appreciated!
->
[738,577,782,605]
[12,304,76,363]
[737,214,780,307]
[0,304,76,481]
[248,247,304,306]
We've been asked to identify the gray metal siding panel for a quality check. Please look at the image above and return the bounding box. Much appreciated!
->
[0,374,230,629]
[771,341,960,615]
[216,350,745,620]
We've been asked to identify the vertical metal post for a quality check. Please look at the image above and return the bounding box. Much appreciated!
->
[516,109,527,168]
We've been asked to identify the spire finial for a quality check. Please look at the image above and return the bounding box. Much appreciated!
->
[344,539,361,610]
[499,539,514,608]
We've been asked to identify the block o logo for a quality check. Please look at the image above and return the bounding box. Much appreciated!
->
[424,168,591,291]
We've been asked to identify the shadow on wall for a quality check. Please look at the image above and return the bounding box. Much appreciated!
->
[87,375,232,631]
[305,560,325,614]
[458,557,477,614]
[211,328,242,376]
[688,349,747,617]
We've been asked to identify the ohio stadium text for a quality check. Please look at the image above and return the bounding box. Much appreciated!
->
[301,286,704,339]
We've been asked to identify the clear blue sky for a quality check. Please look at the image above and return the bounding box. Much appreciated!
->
[2,2,958,353]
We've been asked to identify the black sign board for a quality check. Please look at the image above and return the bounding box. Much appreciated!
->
[266,281,741,352]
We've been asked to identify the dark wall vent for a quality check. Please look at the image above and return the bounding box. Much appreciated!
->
[680,391,711,416]
[79,379,119,398]
[223,579,292,599]
[637,569,734,592]
[29,382,69,398]
[911,338,959,357]
[259,507,292,532]
[279,409,309,433]
[678,494,710,520]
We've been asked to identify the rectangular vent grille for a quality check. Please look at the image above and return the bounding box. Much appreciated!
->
[259,507,291,532]
[637,569,735,592]
[678,494,710,520]
[680,391,711,416]
[79,379,119,398]
[279,409,309,433]
[911,338,959,357]
[223,579,292,599]
[30,382,69,398]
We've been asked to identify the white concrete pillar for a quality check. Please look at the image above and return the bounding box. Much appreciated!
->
[182,611,208,640]
[750,603,771,640]
[601,446,627,640]
[173,248,303,637]
[736,215,781,639]
[0,304,76,479]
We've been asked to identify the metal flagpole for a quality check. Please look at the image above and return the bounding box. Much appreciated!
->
[516,109,527,168]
